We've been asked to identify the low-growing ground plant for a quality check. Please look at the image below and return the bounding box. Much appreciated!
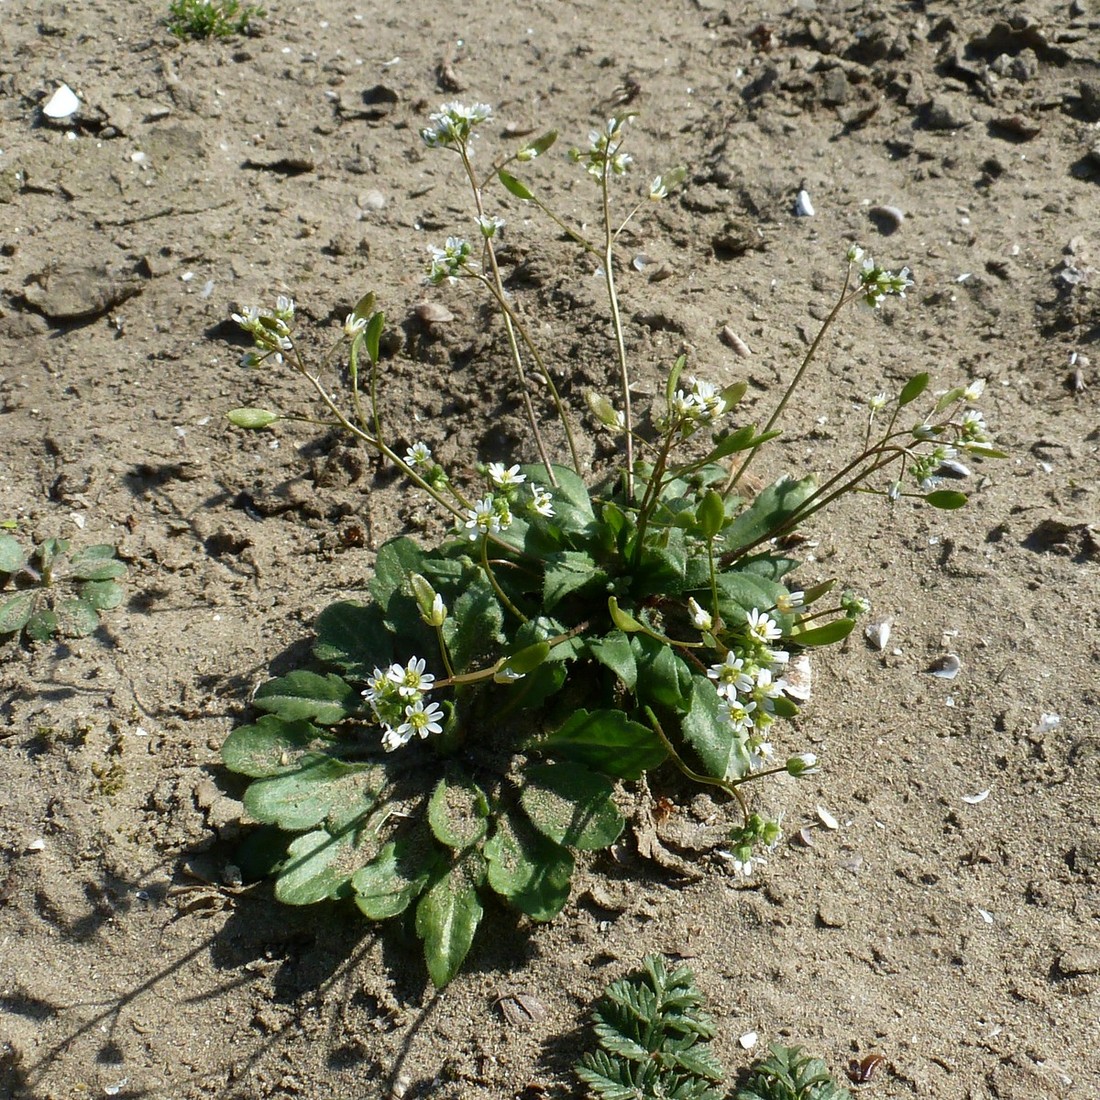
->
[222,104,1002,986]
[167,0,264,39]
[575,954,853,1100]
[0,533,126,642]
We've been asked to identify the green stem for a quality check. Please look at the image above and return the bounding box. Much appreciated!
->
[480,536,528,624]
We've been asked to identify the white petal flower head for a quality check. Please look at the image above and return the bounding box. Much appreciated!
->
[344,313,368,338]
[362,666,392,706]
[868,392,889,414]
[488,462,526,488]
[963,378,986,402]
[746,608,783,645]
[529,484,555,518]
[776,590,804,614]
[466,495,502,539]
[477,213,505,239]
[387,657,435,699]
[422,101,493,147]
[708,652,754,698]
[687,597,713,632]
[846,244,866,265]
[381,724,413,753]
[405,441,433,469]
[275,295,295,321]
[688,377,727,422]
[724,697,758,733]
[398,699,444,740]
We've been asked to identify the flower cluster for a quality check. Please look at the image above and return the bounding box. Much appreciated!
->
[570,116,633,180]
[420,101,492,149]
[670,377,728,428]
[232,296,296,365]
[461,461,555,540]
[363,657,444,752]
[848,246,912,308]
[427,237,473,285]
[707,608,790,769]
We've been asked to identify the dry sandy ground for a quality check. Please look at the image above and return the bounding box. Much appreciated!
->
[1,1,1099,1097]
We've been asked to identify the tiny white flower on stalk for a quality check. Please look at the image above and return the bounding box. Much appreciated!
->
[868,392,889,414]
[466,495,502,539]
[746,608,783,645]
[960,408,989,441]
[687,597,713,632]
[487,462,526,488]
[708,652,750,696]
[688,378,727,421]
[381,724,412,752]
[397,699,444,739]
[423,592,447,627]
[232,305,261,331]
[963,378,986,402]
[493,666,525,684]
[776,590,804,614]
[362,666,391,705]
[529,484,555,518]
[421,101,493,148]
[786,752,821,778]
[724,697,757,733]
[275,295,295,321]
[847,244,866,264]
[649,175,669,200]
[344,313,368,337]
[387,657,435,698]
[477,213,505,238]
[405,441,433,469]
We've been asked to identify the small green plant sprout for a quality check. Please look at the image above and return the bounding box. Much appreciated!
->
[167,0,264,39]
[733,1044,852,1100]
[221,103,1003,986]
[0,534,126,642]
[576,955,725,1100]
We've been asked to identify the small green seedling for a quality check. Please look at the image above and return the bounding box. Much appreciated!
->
[733,1044,853,1100]
[0,535,126,642]
[167,0,264,39]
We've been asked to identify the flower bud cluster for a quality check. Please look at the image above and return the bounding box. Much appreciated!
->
[232,297,296,365]
[420,102,492,149]
[670,377,728,431]
[848,246,913,308]
[427,237,473,285]
[570,117,633,180]
[362,657,444,752]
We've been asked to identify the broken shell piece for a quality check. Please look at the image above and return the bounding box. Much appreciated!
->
[738,1031,759,1050]
[928,653,961,680]
[1033,713,1061,734]
[26,837,47,852]
[792,827,816,847]
[795,189,815,217]
[783,652,812,702]
[961,788,991,804]
[413,302,454,324]
[42,83,80,120]
[864,616,893,651]
[936,458,972,479]
[815,805,839,831]
[720,326,752,357]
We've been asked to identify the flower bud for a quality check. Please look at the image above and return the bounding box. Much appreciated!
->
[786,753,820,778]
[410,573,447,626]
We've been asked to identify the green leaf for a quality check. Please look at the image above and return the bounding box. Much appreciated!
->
[485,810,574,921]
[897,372,930,407]
[243,757,386,831]
[416,848,485,988]
[702,424,778,463]
[498,168,534,200]
[53,599,100,637]
[443,573,504,670]
[350,291,376,323]
[352,828,441,919]
[633,528,688,596]
[521,762,624,850]
[924,489,968,510]
[313,600,393,679]
[632,635,692,711]
[370,536,426,609]
[253,671,359,724]
[790,618,855,646]
[0,591,36,635]
[696,490,726,540]
[274,821,380,904]
[538,709,665,781]
[723,474,816,553]
[523,464,595,534]
[712,572,787,622]
[363,310,384,365]
[427,774,490,850]
[25,608,59,641]
[78,580,124,610]
[524,130,558,157]
[0,535,25,573]
[227,407,281,429]
[586,630,638,690]
[543,550,606,610]
[222,715,335,778]
[68,545,126,580]
[681,676,750,782]
[37,538,69,570]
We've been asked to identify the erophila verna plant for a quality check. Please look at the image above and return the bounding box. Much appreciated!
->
[167,0,264,39]
[223,103,1003,986]
[0,533,126,643]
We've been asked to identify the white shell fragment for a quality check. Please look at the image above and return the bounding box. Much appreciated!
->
[976,909,994,924]
[936,458,972,479]
[962,789,991,805]
[783,652,812,702]
[864,616,893,651]
[26,837,47,852]
[42,83,80,119]
[1034,713,1061,734]
[738,1031,759,1050]
[928,653,961,680]
[815,805,839,831]
[795,189,815,217]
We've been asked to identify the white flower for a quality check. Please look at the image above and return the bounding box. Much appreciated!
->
[786,752,820,777]
[868,392,889,413]
[963,378,986,402]
[477,213,505,238]
[775,590,804,614]
[275,295,295,321]
[847,244,866,265]
[487,462,526,488]
[344,313,368,337]
[421,101,493,147]
[746,608,783,645]
[405,441,433,469]
[386,657,435,698]
[707,652,753,697]
[687,597,713,632]
[465,495,502,539]
[381,724,412,752]
[232,305,261,331]
[529,484,555,518]
[493,666,525,684]
[362,666,391,705]
[396,699,444,740]
[649,175,668,200]
[426,593,447,627]
[724,697,757,733]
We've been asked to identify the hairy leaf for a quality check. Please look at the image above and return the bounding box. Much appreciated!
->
[416,848,485,988]
[543,551,606,611]
[521,762,624,850]
[585,630,638,690]
[274,820,380,905]
[538,709,665,780]
[79,579,124,610]
[723,474,816,554]
[243,757,386,831]
[484,810,574,921]
[428,774,490,850]
[681,676,750,782]
[0,591,36,635]
[222,715,335,778]
[253,671,359,724]
[443,573,504,671]
[0,535,26,574]
[68,544,127,581]
[52,599,100,637]
[313,600,394,679]
[352,827,441,919]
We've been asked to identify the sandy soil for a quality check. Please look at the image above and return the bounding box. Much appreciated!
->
[2,1,1099,1097]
